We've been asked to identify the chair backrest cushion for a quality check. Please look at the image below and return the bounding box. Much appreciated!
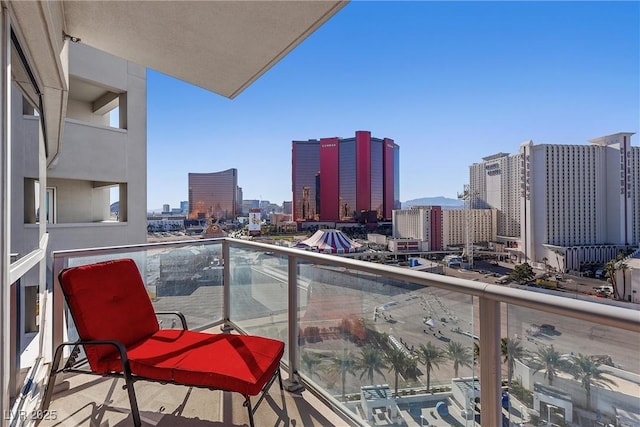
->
[59,258,160,371]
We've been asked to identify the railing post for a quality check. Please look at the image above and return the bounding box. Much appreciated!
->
[479,296,501,427]
[284,254,302,391]
[51,256,66,369]
[221,240,232,332]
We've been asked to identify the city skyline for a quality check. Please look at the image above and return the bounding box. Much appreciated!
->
[146,1,638,210]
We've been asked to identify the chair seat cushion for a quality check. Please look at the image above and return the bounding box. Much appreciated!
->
[98,330,284,396]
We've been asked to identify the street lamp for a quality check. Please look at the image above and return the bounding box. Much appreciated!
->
[420,414,425,426]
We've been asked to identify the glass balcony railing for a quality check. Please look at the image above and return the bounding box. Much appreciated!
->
[48,238,640,427]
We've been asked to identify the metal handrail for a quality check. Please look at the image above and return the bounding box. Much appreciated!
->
[224,238,640,332]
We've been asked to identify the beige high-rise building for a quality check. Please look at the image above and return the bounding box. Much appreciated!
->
[469,132,638,271]
[441,208,498,249]
[392,205,497,250]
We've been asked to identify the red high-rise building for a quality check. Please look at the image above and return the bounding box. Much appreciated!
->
[292,131,400,222]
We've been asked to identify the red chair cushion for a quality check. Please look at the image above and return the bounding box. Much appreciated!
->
[99,329,285,396]
[59,259,160,371]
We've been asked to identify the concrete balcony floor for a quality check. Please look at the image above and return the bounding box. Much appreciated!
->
[38,371,350,427]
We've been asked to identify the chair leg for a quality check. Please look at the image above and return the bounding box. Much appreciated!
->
[277,367,283,391]
[39,344,65,414]
[244,367,283,427]
[244,396,255,427]
[121,367,142,426]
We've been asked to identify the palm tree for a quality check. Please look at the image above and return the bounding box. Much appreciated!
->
[301,351,324,380]
[354,346,387,384]
[532,345,563,386]
[330,350,356,401]
[501,337,525,383]
[446,341,473,378]
[384,347,409,396]
[604,259,621,300]
[569,354,617,410]
[417,342,444,392]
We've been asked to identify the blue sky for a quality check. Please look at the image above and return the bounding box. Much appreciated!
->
[146,1,639,211]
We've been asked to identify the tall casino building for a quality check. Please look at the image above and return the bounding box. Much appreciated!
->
[292,131,400,222]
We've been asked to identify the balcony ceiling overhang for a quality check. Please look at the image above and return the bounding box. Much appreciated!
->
[8,0,347,164]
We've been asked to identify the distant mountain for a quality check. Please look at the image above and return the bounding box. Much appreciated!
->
[402,196,464,209]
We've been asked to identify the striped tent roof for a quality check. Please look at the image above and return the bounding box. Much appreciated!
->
[298,230,363,254]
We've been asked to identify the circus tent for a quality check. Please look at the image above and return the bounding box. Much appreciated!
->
[297,229,363,254]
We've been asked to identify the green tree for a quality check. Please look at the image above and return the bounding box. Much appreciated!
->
[301,351,324,380]
[417,342,444,392]
[446,341,473,378]
[532,345,563,386]
[354,346,387,385]
[510,262,535,284]
[606,251,630,300]
[569,354,617,410]
[501,337,525,383]
[384,347,410,396]
[604,259,621,300]
[330,350,356,401]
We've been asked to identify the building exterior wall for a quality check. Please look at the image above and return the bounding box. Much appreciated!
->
[383,138,396,220]
[388,238,422,252]
[470,152,521,238]
[356,131,372,216]
[12,43,147,260]
[392,206,447,251]
[188,168,238,220]
[630,145,640,246]
[370,138,384,219]
[11,44,147,352]
[471,133,638,271]
[242,199,260,215]
[320,137,340,221]
[441,208,497,248]
[292,141,320,221]
[430,206,443,251]
[338,139,356,220]
[392,207,427,240]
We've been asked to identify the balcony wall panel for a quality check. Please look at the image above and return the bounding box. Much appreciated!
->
[48,120,127,182]
[228,246,291,364]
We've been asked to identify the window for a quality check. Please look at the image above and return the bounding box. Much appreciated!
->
[25,180,56,224]
[42,187,56,224]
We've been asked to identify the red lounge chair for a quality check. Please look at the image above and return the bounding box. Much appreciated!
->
[40,258,285,426]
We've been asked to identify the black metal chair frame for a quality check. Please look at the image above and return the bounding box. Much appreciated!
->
[40,311,284,427]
